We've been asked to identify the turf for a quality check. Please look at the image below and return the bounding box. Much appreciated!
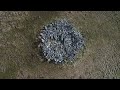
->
[0,11,120,79]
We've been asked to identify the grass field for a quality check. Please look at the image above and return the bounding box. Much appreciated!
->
[0,11,120,79]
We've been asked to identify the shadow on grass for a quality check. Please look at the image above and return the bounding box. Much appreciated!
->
[21,11,61,67]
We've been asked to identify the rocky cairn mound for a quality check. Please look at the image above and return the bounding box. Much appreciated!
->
[38,19,84,64]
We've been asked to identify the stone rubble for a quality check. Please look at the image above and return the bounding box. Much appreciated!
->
[38,19,85,64]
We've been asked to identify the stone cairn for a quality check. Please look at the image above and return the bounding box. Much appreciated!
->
[38,19,85,64]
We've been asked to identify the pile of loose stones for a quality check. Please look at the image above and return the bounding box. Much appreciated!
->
[38,19,85,64]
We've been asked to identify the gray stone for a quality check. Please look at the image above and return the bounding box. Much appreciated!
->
[38,19,85,64]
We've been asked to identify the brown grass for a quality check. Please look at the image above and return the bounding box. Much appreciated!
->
[0,11,120,79]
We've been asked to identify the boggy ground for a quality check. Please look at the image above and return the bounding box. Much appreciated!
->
[0,11,120,79]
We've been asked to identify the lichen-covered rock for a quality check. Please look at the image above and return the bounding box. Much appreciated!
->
[38,19,85,64]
